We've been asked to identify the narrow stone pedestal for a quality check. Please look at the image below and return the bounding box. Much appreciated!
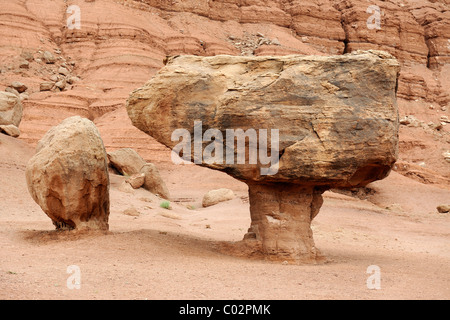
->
[244,183,326,263]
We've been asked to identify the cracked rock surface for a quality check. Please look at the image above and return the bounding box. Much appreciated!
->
[128,51,400,186]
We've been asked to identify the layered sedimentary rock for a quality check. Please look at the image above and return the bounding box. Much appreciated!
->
[332,0,449,108]
[334,0,430,63]
[0,0,447,178]
[284,0,346,55]
[26,116,110,230]
[127,52,400,262]
[406,0,450,68]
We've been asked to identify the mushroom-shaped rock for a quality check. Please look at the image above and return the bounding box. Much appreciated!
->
[26,116,110,230]
[127,51,400,262]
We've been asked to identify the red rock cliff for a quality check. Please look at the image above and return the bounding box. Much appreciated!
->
[0,0,448,179]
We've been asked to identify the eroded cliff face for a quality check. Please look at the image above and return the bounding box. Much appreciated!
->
[0,0,448,178]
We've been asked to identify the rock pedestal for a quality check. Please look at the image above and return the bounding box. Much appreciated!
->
[127,51,400,262]
[245,183,324,262]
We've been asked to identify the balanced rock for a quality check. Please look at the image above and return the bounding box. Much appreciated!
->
[202,188,235,207]
[127,51,400,262]
[0,91,23,127]
[26,116,110,230]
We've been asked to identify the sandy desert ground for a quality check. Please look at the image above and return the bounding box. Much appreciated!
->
[0,133,449,300]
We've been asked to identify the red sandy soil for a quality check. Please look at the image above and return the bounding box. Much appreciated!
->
[0,133,449,300]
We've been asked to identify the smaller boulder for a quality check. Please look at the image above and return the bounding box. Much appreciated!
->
[19,92,29,101]
[271,38,281,46]
[58,67,70,76]
[40,82,54,92]
[118,181,135,194]
[440,115,449,123]
[0,124,20,137]
[107,148,146,176]
[42,51,55,64]
[25,116,110,230]
[126,173,146,189]
[123,207,140,217]
[55,80,66,90]
[19,60,29,69]
[4,87,19,96]
[437,205,450,213]
[0,91,23,127]
[443,151,450,163]
[10,81,27,93]
[140,163,170,200]
[66,76,79,85]
[21,51,34,62]
[202,188,235,207]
